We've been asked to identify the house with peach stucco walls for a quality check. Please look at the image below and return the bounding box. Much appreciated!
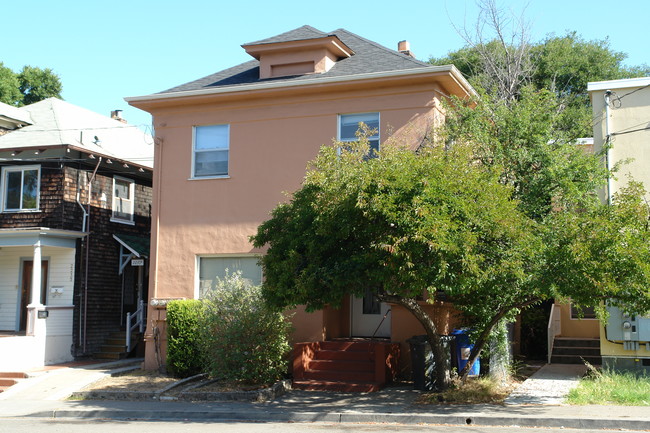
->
[127,25,476,390]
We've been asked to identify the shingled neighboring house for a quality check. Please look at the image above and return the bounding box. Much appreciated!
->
[0,98,153,371]
[127,26,475,391]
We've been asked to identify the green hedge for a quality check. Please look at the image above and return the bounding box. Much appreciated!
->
[201,272,292,384]
[165,273,292,384]
[166,299,205,378]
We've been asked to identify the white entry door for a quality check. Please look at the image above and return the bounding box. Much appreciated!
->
[351,290,391,338]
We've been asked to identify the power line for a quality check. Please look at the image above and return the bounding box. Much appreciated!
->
[611,126,650,137]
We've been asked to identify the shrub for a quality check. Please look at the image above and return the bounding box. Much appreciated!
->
[166,299,205,378]
[201,272,292,384]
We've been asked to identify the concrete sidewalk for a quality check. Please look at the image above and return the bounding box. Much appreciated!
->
[0,360,649,431]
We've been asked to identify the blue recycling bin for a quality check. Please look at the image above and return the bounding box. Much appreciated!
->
[451,329,480,376]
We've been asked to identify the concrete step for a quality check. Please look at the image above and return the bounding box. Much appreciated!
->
[292,379,381,392]
[303,368,375,382]
[0,372,28,379]
[319,341,377,352]
[313,350,373,361]
[550,355,601,365]
[554,338,600,348]
[553,347,600,356]
[0,378,18,387]
[308,359,374,372]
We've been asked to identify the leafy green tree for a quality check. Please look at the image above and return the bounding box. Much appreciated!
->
[438,88,650,379]
[252,134,536,389]
[441,87,607,219]
[0,62,22,105]
[430,1,648,136]
[18,66,62,105]
[0,63,62,106]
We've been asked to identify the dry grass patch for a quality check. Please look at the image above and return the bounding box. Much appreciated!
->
[83,369,179,392]
[84,369,271,394]
[417,376,520,405]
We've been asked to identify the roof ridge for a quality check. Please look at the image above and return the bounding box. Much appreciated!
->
[330,28,430,67]
[47,98,66,144]
[244,25,327,46]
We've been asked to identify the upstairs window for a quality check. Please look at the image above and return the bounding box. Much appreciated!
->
[339,112,380,154]
[1,165,40,212]
[193,124,229,178]
[112,176,135,224]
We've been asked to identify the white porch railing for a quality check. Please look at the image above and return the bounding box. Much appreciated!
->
[126,299,146,353]
[547,304,561,364]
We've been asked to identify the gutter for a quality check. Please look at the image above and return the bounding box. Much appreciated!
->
[125,65,477,104]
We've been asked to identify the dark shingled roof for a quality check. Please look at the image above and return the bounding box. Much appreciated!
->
[243,25,329,45]
[160,26,433,94]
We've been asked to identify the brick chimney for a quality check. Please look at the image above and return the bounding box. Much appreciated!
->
[111,109,127,123]
[398,40,414,58]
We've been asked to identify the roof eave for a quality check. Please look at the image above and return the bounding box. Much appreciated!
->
[126,65,477,107]
[588,77,650,92]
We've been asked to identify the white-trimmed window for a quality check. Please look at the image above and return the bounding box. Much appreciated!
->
[193,124,229,178]
[339,112,380,154]
[197,255,262,298]
[112,176,135,224]
[1,165,40,212]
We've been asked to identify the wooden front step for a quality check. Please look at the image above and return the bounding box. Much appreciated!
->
[94,332,140,360]
[293,340,399,392]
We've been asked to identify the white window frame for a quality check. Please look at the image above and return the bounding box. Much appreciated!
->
[191,124,230,179]
[111,175,135,225]
[195,254,262,299]
[338,112,380,154]
[1,165,41,212]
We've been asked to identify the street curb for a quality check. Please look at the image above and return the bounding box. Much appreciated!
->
[24,408,650,430]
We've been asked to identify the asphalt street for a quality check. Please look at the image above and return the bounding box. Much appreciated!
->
[0,420,643,433]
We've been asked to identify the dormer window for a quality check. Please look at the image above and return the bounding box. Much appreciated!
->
[242,35,354,79]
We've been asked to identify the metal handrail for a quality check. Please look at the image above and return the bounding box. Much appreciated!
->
[126,299,146,353]
[370,308,392,340]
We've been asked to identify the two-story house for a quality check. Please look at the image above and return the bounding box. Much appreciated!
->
[127,26,475,389]
[0,98,153,371]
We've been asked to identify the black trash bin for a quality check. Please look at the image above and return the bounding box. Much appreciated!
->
[407,334,453,391]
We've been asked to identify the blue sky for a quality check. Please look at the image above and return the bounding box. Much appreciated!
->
[2,0,648,132]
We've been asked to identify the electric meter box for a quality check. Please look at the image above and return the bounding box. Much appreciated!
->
[606,306,650,342]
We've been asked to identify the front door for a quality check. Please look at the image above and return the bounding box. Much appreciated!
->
[19,260,48,331]
[351,289,391,338]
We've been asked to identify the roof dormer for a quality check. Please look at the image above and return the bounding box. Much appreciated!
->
[242,33,354,79]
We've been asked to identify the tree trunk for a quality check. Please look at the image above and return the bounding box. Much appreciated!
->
[378,294,451,390]
[458,298,540,380]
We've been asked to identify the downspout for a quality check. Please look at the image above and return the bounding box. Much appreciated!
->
[82,157,102,354]
[604,90,613,205]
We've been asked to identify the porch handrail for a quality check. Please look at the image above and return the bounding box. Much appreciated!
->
[371,308,391,340]
[126,299,146,353]
[547,304,561,364]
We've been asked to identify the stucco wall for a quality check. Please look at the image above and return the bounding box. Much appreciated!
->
[557,303,599,338]
[591,84,650,202]
[149,81,445,302]
[140,77,456,369]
